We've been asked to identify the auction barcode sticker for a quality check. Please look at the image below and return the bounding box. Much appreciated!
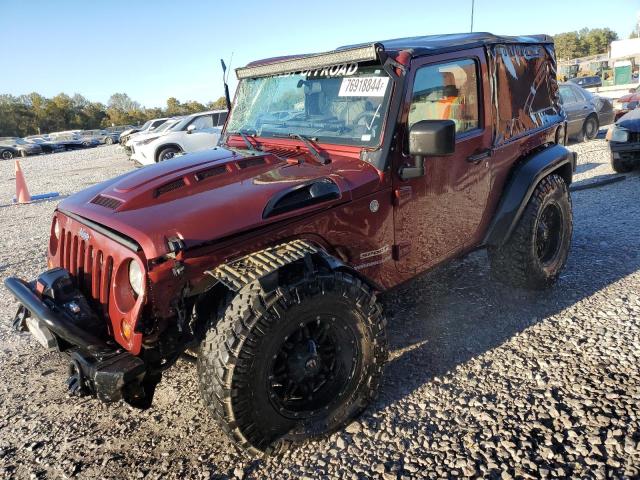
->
[338,77,389,97]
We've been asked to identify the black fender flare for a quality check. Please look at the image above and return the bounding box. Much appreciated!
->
[196,239,379,296]
[483,144,576,248]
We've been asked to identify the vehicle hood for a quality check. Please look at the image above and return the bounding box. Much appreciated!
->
[57,147,382,259]
[616,108,640,132]
[617,93,640,103]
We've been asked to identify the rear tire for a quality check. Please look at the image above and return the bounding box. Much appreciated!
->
[488,174,572,290]
[197,272,387,455]
[1,150,13,160]
[157,147,180,162]
[611,155,634,173]
[582,115,599,141]
[105,137,114,145]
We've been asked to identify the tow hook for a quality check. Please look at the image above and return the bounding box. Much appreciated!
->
[12,305,29,332]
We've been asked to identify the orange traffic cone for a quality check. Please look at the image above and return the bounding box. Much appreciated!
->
[14,160,31,203]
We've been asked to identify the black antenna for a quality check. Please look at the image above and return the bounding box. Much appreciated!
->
[220,57,232,111]
[470,0,475,32]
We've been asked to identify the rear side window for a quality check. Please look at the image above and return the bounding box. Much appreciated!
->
[559,86,579,104]
[408,58,480,135]
[491,44,563,144]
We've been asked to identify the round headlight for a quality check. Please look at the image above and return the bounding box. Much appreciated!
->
[128,260,143,297]
[53,217,60,239]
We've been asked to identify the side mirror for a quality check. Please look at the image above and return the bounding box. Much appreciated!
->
[400,120,456,180]
[629,88,636,93]
[186,124,196,134]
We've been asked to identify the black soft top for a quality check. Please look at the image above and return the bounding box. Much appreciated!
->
[340,32,553,57]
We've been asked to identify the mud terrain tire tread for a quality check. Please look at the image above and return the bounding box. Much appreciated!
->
[488,174,572,290]
[197,271,387,456]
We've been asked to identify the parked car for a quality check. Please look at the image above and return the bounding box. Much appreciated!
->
[0,137,43,156]
[4,33,576,455]
[25,137,65,154]
[568,75,602,88]
[130,110,227,165]
[119,118,169,146]
[606,107,640,172]
[559,82,613,141]
[0,145,20,160]
[613,84,640,120]
[47,133,100,150]
[105,125,133,136]
[80,129,120,145]
[124,117,182,157]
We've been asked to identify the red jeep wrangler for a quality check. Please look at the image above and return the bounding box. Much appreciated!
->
[6,33,576,455]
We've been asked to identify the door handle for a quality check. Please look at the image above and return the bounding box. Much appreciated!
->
[466,149,491,164]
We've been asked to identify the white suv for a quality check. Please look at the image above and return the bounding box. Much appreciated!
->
[130,110,228,165]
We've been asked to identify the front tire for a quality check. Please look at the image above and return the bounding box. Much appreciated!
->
[611,154,634,173]
[1,150,13,160]
[105,137,114,145]
[488,174,572,290]
[157,146,180,162]
[197,272,387,455]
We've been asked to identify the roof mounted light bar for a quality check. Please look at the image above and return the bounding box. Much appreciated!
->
[236,44,382,80]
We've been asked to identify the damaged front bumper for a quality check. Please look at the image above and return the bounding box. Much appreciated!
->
[610,141,640,163]
[4,268,148,405]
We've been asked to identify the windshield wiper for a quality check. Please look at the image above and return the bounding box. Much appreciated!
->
[226,130,261,153]
[238,131,262,153]
[273,133,329,165]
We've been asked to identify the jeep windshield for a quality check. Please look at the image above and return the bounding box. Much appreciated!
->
[226,64,392,147]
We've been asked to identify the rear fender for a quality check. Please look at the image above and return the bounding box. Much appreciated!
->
[484,144,576,247]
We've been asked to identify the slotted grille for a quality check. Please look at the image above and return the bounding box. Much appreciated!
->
[238,157,266,169]
[195,165,227,181]
[59,228,113,311]
[155,178,185,197]
[628,132,640,143]
[91,194,123,210]
[264,147,304,159]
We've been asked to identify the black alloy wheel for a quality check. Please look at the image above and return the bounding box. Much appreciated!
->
[535,203,563,266]
[268,314,357,418]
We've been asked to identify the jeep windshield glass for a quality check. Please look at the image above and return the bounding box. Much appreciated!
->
[227,64,392,147]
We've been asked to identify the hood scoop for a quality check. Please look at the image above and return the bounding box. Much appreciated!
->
[263,178,341,218]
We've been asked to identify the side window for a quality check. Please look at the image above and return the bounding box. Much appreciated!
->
[217,111,228,126]
[189,114,214,131]
[559,86,578,104]
[408,58,480,135]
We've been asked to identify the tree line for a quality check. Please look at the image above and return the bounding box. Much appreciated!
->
[553,28,619,61]
[0,92,227,138]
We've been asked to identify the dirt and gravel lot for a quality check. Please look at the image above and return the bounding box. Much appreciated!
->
[0,140,639,479]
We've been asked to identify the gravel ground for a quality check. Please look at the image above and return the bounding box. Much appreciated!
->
[0,140,639,479]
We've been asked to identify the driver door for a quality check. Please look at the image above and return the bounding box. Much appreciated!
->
[393,51,493,274]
